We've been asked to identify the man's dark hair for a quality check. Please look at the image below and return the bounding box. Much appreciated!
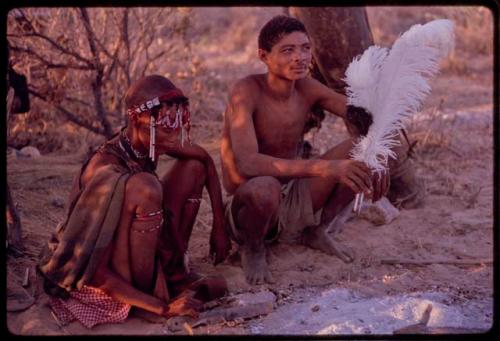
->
[258,15,308,52]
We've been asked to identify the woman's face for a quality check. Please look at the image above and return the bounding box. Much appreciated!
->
[130,95,190,154]
[154,99,189,144]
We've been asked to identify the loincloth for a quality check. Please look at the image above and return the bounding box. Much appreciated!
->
[224,178,322,244]
[49,285,131,329]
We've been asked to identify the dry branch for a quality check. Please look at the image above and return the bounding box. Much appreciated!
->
[8,45,91,70]
[22,268,30,287]
[8,8,192,144]
[29,88,103,135]
[381,258,493,266]
[15,10,92,67]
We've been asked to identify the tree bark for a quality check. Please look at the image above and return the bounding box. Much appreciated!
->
[290,7,374,94]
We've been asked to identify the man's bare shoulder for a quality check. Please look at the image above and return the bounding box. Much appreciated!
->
[296,77,344,108]
[296,76,325,94]
[230,74,265,98]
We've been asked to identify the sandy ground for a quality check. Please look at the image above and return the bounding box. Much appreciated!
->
[5,6,495,336]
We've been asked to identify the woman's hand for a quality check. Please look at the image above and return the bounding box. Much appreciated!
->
[163,291,203,319]
[209,219,231,265]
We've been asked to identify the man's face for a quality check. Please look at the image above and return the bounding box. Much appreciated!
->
[260,31,312,81]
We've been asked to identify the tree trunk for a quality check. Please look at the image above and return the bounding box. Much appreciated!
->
[290,7,374,94]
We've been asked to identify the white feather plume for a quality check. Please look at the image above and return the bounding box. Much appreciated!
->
[345,45,388,110]
[345,19,455,173]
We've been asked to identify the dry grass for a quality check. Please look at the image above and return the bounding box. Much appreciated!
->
[367,6,493,76]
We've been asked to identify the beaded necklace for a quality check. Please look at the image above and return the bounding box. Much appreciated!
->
[119,129,148,159]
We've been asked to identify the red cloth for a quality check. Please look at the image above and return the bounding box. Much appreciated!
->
[49,285,131,329]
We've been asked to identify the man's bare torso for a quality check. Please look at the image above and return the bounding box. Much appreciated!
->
[221,74,315,193]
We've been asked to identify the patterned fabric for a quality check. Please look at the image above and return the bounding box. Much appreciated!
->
[49,285,131,329]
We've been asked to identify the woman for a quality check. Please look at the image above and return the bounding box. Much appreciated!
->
[38,75,231,328]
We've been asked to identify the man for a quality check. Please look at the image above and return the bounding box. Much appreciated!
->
[6,63,30,254]
[6,62,35,313]
[220,15,390,285]
[38,75,231,328]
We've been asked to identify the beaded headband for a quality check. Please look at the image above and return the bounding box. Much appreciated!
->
[126,88,191,162]
[126,89,188,116]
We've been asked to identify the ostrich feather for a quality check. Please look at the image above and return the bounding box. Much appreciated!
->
[345,19,455,173]
[344,45,388,110]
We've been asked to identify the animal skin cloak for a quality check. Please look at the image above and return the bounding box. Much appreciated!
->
[37,135,183,300]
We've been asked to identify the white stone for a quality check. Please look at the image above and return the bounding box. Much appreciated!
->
[19,146,41,158]
[359,197,400,226]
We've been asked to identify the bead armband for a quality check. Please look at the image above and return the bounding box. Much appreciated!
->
[131,209,164,234]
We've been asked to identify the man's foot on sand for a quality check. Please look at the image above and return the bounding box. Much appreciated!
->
[301,224,355,263]
[240,243,274,285]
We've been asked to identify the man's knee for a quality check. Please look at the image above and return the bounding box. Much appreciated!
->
[126,172,163,206]
[163,159,206,191]
[236,176,281,215]
[182,159,206,186]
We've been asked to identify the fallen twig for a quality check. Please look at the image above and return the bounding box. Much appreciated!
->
[465,186,483,208]
[22,267,30,287]
[196,217,211,231]
[381,258,493,266]
[445,144,464,158]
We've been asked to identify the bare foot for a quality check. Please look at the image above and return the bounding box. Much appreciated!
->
[301,225,355,263]
[240,243,274,285]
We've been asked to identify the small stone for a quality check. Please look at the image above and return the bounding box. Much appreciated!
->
[311,305,320,312]
[7,147,19,159]
[51,197,65,208]
[19,146,41,158]
[199,291,276,322]
[359,196,399,226]
[233,291,276,306]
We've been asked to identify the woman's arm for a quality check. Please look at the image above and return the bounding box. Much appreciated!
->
[164,143,231,264]
[91,241,201,318]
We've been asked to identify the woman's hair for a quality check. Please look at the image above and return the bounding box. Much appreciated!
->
[124,75,176,109]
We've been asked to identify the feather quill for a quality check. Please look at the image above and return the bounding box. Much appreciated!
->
[345,19,455,174]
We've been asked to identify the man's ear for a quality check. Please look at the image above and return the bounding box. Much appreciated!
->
[258,48,269,63]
